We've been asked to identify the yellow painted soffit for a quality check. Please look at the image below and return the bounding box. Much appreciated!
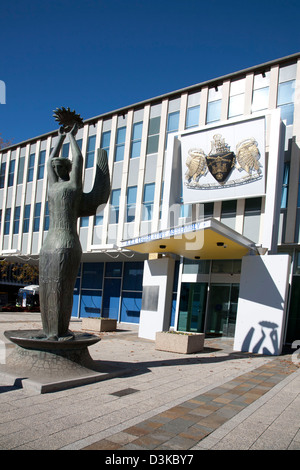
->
[122,227,251,260]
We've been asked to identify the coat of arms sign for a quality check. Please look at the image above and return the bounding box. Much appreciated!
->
[185,134,262,190]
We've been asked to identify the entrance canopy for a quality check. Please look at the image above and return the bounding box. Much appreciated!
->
[121,218,257,260]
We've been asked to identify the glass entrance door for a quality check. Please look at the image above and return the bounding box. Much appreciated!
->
[177,282,208,333]
[205,283,239,337]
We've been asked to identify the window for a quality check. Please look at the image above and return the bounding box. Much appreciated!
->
[126,186,137,222]
[186,91,201,129]
[86,135,96,168]
[167,111,179,133]
[130,122,143,158]
[277,80,295,126]
[8,160,15,187]
[252,72,270,112]
[204,202,214,218]
[115,127,126,162]
[281,163,290,209]
[147,116,160,154]
[38,150,46,179]
[4,208,11,235]
[80,216,89,228]
[206,86,222,123]
[33,203,41,232]
[23,205,31,233]
[186,105,200,128]
[0,161,6,188]
[166,111,179,147]
[27,153,35,182]
[17,157,25,184]
[94,210,104,226]
[228,78,245,118]
[180,203,192,219]
[221,200,237,230]
[62,143,69,158]
[44,201,49,231]
[142,183,155,221]
[110,189,121,224]
[120,261,144,324]
[101,130,111,155]
[277,64,297,125]
[13,206,21,234]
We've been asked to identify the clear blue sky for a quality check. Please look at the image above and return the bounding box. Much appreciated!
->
[1,0,299,145]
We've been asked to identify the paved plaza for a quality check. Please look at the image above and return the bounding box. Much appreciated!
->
[0,312,299,451]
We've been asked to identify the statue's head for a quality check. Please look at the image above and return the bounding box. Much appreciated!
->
[52,157,72,181]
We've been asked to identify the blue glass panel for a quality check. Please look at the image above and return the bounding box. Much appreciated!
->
[120,291,142,323]
[281,163,290,209]
[116,127,126,143]
[38,150,46,179]
[95,212,103,225]
[13,206,20,234]
[123,262,143,291]
[127,186,137,204]
[71,277,80,317]
[130,140,141,158]
[105,262,122,277]
[132,122,143,140]
[86,135,96,168]
[80,289,102,317]
[115,144,125,162]
[87,135,96,152]
[44,202,49,230]
[101,131,111,149]
[167,111,179,132]
[111,188,121,205]
[143,183,155,202]
[0,162,6,188]
[33,203,41,232]
[4,208,11,235]
[23,205,31,233]
[102,278,121,319]
[82,262,104,289]
[62,143,69,158]
[80,216,89,227]
[279,103,294,126]
[8,160,15,186]
[277,80,295,106]
[170,293,177,327]
[186,106,200,128]
[28,154,35,181]
[126,186,137,222]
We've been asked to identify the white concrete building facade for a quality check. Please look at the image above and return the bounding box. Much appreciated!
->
[1,53,300,354]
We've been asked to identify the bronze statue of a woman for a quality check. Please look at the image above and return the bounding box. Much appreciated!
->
[39,108,110,340]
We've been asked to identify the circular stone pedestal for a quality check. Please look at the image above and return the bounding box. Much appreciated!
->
[4,329,101,374]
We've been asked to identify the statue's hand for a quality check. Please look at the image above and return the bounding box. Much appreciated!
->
[69,123,79,136]
[58,126,66,136]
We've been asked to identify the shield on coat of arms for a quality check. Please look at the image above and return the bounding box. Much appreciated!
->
[206,134,235,184]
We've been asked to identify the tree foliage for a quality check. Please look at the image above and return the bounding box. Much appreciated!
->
[0,133,14,150]
[0,261,39,284]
